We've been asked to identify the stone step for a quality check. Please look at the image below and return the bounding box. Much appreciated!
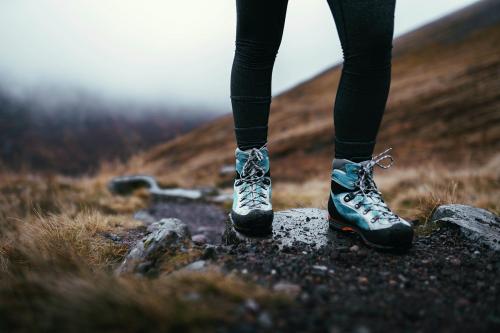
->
[223,208,332,249]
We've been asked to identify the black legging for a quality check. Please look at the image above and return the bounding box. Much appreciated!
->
[231,0,396,161]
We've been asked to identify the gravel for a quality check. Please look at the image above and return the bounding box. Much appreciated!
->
[143,203,500,332]
[218,225,500,332]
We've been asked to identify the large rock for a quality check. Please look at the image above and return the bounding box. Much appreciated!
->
[223,208,331,249]
[116,218,191,275]
[430,204,500,250]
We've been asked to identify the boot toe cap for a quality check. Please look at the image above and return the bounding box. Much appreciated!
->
[230,209,273,236]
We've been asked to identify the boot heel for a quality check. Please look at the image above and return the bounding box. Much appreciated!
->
[328,215,355,233]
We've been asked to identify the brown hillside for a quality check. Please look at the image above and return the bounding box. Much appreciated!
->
[126,0,500,187]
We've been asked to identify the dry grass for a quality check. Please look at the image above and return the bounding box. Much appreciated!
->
[0,171,287,332]
[1,269,284,332]
[0,171,148,222]
[378,154,500,222]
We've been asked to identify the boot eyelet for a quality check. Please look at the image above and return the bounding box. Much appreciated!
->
[355,204,360,209]
[344,195,350,202]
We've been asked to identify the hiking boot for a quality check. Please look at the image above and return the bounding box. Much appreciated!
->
[231,145,273,236]
[328,148,413,249]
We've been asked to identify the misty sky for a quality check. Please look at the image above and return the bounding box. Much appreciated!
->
[0,0,478,113]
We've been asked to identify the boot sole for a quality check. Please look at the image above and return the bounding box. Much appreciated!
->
[328,215,412,250]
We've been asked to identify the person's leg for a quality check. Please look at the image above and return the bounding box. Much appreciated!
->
[231,0,289,150]
[326,1,413,249]
[326,0,396,162]
[230,0,288,235]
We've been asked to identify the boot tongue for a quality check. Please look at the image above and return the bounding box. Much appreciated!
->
[235,147,269,175]
[331,159,361,190]
[331,158,375,191]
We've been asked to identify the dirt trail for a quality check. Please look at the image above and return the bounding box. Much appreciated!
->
[142,201,500,332]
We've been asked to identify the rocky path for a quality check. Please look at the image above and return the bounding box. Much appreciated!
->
[110,177,500,332]
[220,222,500,332]
[129,203,499,332]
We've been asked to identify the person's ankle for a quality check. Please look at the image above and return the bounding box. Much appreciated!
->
[334,155,372,163]
[334,137,375,163]
[238,142,267,151]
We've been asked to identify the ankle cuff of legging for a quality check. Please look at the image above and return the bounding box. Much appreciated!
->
[335,137,375,162]
[231,95,271,104]
[235,126,268,150]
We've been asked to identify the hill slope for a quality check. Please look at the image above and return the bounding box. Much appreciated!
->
[126,0,500,186]
[0,89,214,175]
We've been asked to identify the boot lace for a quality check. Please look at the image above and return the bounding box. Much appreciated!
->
[346,148,400,224]
[236,148,270,210]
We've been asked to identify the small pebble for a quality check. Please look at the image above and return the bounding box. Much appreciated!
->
[202,245,217,260]
[358,276,369,285]
[192,234,208,245]
[273,282,301,297]
[244,299,259,313]
[258,312,273,328]
[455,298,470,307]
[313,265,328,271]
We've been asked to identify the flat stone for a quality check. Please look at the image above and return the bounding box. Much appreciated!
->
[116,218,190,275]
[223,208,331,249]
[108,175,211,201]
[430,204,500,250]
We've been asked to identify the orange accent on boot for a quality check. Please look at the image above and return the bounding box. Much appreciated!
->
[342,226,354,232]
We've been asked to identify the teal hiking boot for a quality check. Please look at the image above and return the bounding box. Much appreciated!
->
[231,146,273,236]
[328,148,413,249]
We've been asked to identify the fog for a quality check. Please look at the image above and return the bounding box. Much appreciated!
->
[0,0,478,113]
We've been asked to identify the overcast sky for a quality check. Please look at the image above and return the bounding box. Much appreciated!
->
[0,0,478,113]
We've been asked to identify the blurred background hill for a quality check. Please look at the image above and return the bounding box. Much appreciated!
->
[0,88,214,174]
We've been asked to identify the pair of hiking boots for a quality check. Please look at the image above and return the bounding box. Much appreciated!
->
[230,146,413,249]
